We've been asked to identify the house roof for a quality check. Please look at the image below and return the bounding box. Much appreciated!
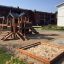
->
[8,12,19,18]
[57,2,64,7]
[7,12,28,18]
[19,11,31,17]
[19,12,26,17]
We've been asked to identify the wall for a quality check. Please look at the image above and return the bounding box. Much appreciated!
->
[57,5,64,27]
[34,11,56,26]
[0,5,56,26]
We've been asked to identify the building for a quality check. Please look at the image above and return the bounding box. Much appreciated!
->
[34,11,56,26]
[0,5,56,26]
[57,3,64,27]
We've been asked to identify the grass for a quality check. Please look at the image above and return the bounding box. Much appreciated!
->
[33,24,64,31]
[32,26,42,28]
[33,25,64,31]
[0,48,11,64]
[0,48,26,64]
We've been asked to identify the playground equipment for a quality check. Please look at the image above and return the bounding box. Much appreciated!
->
[0,16,5,30]
[1,11,39,41]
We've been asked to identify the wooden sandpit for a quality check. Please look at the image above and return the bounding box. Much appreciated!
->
[17,42,64,64]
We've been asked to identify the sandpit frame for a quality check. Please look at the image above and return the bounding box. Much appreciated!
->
[17,42,64,64]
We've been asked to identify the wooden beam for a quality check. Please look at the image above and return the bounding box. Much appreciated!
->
[3,32,13,40]
[16,33,21,39]
[1,32,11,40]
[17,49,50,64]
[21,42,41,49]
[17,32,25,41]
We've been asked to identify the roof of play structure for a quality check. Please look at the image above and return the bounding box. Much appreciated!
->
[7,12,27,18]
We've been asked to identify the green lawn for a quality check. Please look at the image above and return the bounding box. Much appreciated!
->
[0,48,26,64]
[41,25,64,31]
[33,25,64,31]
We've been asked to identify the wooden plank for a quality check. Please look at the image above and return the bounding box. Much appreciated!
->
[17,49,50,64]
[17,32,25,41]
[3,32,13,40]
[21,42,41,49]
[16,33,21,39]
[1,32,11,40]
[0,24,7,26]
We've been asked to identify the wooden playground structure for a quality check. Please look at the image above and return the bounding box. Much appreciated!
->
[0,12,39,41]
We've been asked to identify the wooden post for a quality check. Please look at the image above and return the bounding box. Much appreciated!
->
[18,17,20,31]
[21,17,23,33]
[28,17,29,22]
[24,17,26,36]
[18,18,20,31]
[13,18,16,39]
[7,18,8,27]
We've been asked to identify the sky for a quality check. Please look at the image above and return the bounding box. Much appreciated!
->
[0,0,64,13]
